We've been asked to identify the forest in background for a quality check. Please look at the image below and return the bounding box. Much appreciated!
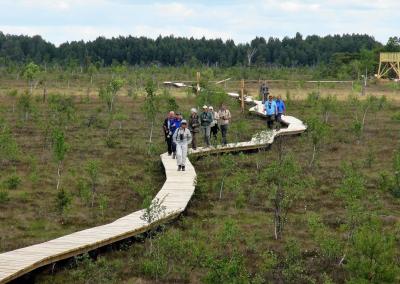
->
[0,32,400,80]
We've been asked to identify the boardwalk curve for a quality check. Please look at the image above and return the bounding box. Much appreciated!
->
[0,95,306,283]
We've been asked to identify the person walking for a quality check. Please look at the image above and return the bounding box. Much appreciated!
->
[171,112,182,159]
[209,106,219,142]
[218,104,231,145]
[188,108,200,150]
[173,120,192,171]
[200,105,212,147]
[163,111,175,155]
[275,95,286,130]
[264,95,277,130]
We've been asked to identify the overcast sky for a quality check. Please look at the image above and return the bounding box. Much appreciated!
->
[0,0,398,46]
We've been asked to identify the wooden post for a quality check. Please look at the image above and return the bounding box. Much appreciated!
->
[240,79,245,113]
[196,72,200,96]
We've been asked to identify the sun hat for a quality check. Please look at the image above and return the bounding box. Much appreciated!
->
[190,108,197,113]
[209,106,214,110]
[202,105,208,109]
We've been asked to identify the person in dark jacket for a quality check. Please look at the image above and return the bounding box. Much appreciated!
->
[163,111,175,155]
[171,112,183,158]
[188,108,200,150]
[200,105,213,147]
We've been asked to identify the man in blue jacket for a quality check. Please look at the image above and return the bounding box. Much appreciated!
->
[264,95,277,129]
[171,112,182,158]
[275,95,286,129]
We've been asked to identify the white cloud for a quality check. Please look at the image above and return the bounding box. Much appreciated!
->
[0,0,398,45]
[155,2,194,18]
[279,1,320,12]
[15,0,105,11]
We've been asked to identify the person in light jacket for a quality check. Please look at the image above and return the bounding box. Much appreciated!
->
[209,106,220,142]
[218,104,231,145]
[188,108,200,150]
[173,120,192,171]
[264,95,277,129]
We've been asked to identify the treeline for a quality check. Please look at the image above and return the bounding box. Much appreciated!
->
[1,32,396,68]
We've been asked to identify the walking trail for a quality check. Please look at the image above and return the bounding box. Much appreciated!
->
[0,94,306,283]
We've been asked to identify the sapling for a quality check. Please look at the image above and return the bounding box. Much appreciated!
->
[140,196,167,253]
[352,96,380,142]
[99,78,124,113]
[113,112,128,131]
[263,155,306,240]
[335,163,368,265]
[307,212,342,265]
[320,94,337,123]
[0,119,19,166]
[346,221,398,283]
[22,62,40,95]
[6,89,18,112]
[52,128,68,191]
[87,63,97,85]
[85,160,100,207]
[218,154,236,200]
[98,193,108,219]
[17,92,34,121]
[56,188,71,222]
[306,116,330,168]
[142,80,159,155]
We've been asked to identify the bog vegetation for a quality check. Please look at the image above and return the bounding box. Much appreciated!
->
[0,42,399,283]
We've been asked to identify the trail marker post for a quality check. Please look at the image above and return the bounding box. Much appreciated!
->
[196,72,200,96]
[241,79,245,113]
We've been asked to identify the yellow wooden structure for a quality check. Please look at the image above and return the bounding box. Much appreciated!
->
[377,52,400,79]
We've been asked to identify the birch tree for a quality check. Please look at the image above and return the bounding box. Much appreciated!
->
[306,116,330,168]
[22,62,40,95]
[263,155,306,240]
[52,128,68,191]
[142,80,159,155]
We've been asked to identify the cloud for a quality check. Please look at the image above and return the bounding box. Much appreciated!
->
[278,1,320,12]
[155,2,194,18]
[0,0,398,45]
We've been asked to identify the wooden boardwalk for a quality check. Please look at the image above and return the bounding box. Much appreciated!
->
[0,96,306,283]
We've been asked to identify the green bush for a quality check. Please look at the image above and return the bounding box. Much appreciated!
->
[0,189,9,204]
[346,222,398,283]
[0,120,19,163]
[306,91,320,106]
[203,251,249,284]
[391,111,400,122]
[140,254,168,280]
[4,174,22,190]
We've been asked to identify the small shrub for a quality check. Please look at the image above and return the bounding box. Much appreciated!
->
[140,255,168,280]
[306,91,320,106]
[77,178,91,205]
[56,188,72,218]
[4,174,22,190]
[391,111,400,122]
[0,189,9,204]
[235,191,246,209]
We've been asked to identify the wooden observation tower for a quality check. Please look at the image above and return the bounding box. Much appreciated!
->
[377,52,400,79]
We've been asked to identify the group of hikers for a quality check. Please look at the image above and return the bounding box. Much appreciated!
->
[264,95,286,129]
[163,95,286,171]
[163,104,231,171]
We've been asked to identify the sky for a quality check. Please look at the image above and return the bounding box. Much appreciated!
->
[0,0,398,46]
